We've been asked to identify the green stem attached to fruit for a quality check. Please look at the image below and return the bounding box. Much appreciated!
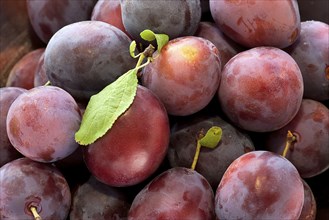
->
[191,126,222,170]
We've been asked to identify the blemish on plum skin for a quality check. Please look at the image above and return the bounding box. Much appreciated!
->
[326,64,329,80]
[289,28,299,43]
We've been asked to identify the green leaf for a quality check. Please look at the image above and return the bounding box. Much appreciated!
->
[199,126,222,149]
[129,40,138,58]
[75,69,138,145]
[140,29,156,42]
[154,33,169,52]
[140,29,169,52]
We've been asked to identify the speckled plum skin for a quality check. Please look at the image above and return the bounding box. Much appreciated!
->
[44,20,135,101]
[26,0,97,43]
[6,86,81,163]
[70,176,130,220]
[128,167,215,220]
[0,158,71,220]
[215,151,304,220]
[83,86,170,187]
[120,0,201,43]
[0,87,26,167]
[287,21,329,101]
[142,36,221,116]
[6,48,45,89]
[218,47,304,132]
[265,99,329,178]
[168,114,255,189]
[210,0,300,48]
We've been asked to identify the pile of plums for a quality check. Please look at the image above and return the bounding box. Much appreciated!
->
[1,0,328,219]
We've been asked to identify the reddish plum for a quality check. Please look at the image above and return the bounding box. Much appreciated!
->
[91,0,129,37]
[26,0,97,43]
[83,86,170,187]
[210,0,300,48]
[218,47,304,132]
[0,158,71,219]
[215,151,304,219]
[6,48,45,89]
[128,167,215,220]
[6,86,82,163]
[142,36,221,116]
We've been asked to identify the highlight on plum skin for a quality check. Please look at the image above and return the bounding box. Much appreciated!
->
[141,36,222,116]
[83,85,170,187]
[6,85,82,163]
[215,151,304,220]
[0,157,71,220]
[287,20,329,101]
[218,46,304,132]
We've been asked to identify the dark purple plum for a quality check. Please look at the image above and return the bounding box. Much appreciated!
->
[120,0,201,44]
[70,176,130,220]
[44,20,135,101]
[168,113,255,189]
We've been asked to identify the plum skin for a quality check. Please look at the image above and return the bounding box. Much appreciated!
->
[215,151,304,219]
[218,46,304,132]
[142,36,221,116]
[83,86,170,187]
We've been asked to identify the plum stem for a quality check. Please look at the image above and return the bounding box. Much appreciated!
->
[282,130,297,158]
[191,140,202,170]
[135,44,155,78]
[30,206,42,220]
